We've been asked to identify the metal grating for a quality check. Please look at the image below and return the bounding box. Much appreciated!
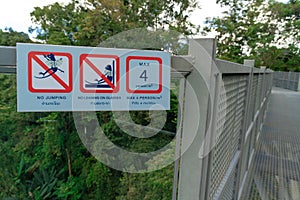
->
[242,88,300,200]
[219,164,237,200]
[273,71,300,91]
[239,131,251,188]
[208,75,248,200]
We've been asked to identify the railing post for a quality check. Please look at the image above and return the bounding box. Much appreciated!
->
[235,60,254,200]
[243,60,255,140]
[298,73,300,91]
[260,67,267,106]
[177,38,217,200]
[172,78,186,200]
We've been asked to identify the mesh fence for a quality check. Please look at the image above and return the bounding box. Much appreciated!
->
[206,72,273,200]
[273,71,300,91]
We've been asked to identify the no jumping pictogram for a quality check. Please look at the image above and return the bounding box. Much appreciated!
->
[28,51,72,93]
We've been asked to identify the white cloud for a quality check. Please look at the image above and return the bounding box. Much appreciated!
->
[190,0,225,26]
[0,0,71,32]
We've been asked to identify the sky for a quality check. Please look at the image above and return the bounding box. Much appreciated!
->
[0,0,289,36]
[0,0,225,34]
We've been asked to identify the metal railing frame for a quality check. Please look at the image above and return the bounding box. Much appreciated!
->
[273,71,300,91]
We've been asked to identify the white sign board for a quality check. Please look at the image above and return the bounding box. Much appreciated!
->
[17,43,170,112]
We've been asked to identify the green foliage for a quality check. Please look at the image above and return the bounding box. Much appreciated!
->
[55,177,83,200]
[84,162,121,199]
[204,0,300,71]
[0,74,25,199]
[29,168,64,200]
[0,74,180,198]
[30,0,199,46]
[117,165,174,200]
[30,1,82,45]
[0,28,31,46]
[100,28,190,55]
[0,0,192,198]
[270,0,300,20]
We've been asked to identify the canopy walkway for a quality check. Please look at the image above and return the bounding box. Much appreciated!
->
[244,87,300,200]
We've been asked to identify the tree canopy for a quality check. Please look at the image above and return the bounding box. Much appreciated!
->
[0,0,197,199]
[0,28,31,46]
[204,0,300,71]
[30,0,199,46]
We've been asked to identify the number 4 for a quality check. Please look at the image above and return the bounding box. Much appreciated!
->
[140,70,148,82]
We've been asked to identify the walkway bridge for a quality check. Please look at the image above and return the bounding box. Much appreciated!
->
[242,87,300,200]
[1,39,299,200]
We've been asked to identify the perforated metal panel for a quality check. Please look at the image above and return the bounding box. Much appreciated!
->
[219,167,237,200]
[273,71,300,91]
[239,131,251,188]
[206,72,273,200]
[208,75,249,200]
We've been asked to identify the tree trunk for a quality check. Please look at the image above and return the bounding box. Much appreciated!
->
[66,147,72,176]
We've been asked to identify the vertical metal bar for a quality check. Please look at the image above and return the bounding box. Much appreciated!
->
[235,60,254,200]
[259,68,266,132]
[209,73,220,150]
[259,68,264,107]
[202,72,220,200]
[243,61,254,140]
[288,71,291,90]
[172,78,186,200]
[298,72,300,91]
[178,38,216,200]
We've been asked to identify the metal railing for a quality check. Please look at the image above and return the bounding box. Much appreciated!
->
[273,71,300,91]
[174,39,273,200]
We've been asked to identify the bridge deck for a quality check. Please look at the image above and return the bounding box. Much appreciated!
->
[247,87,300,200]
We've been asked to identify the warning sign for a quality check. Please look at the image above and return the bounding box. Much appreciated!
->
[126,56,162,94]
[17,43,170,112]
[28,51,72,93]
[80,54,120,93]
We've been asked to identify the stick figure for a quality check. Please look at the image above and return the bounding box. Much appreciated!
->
[35,53,64,79]
[94,64,113,84]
